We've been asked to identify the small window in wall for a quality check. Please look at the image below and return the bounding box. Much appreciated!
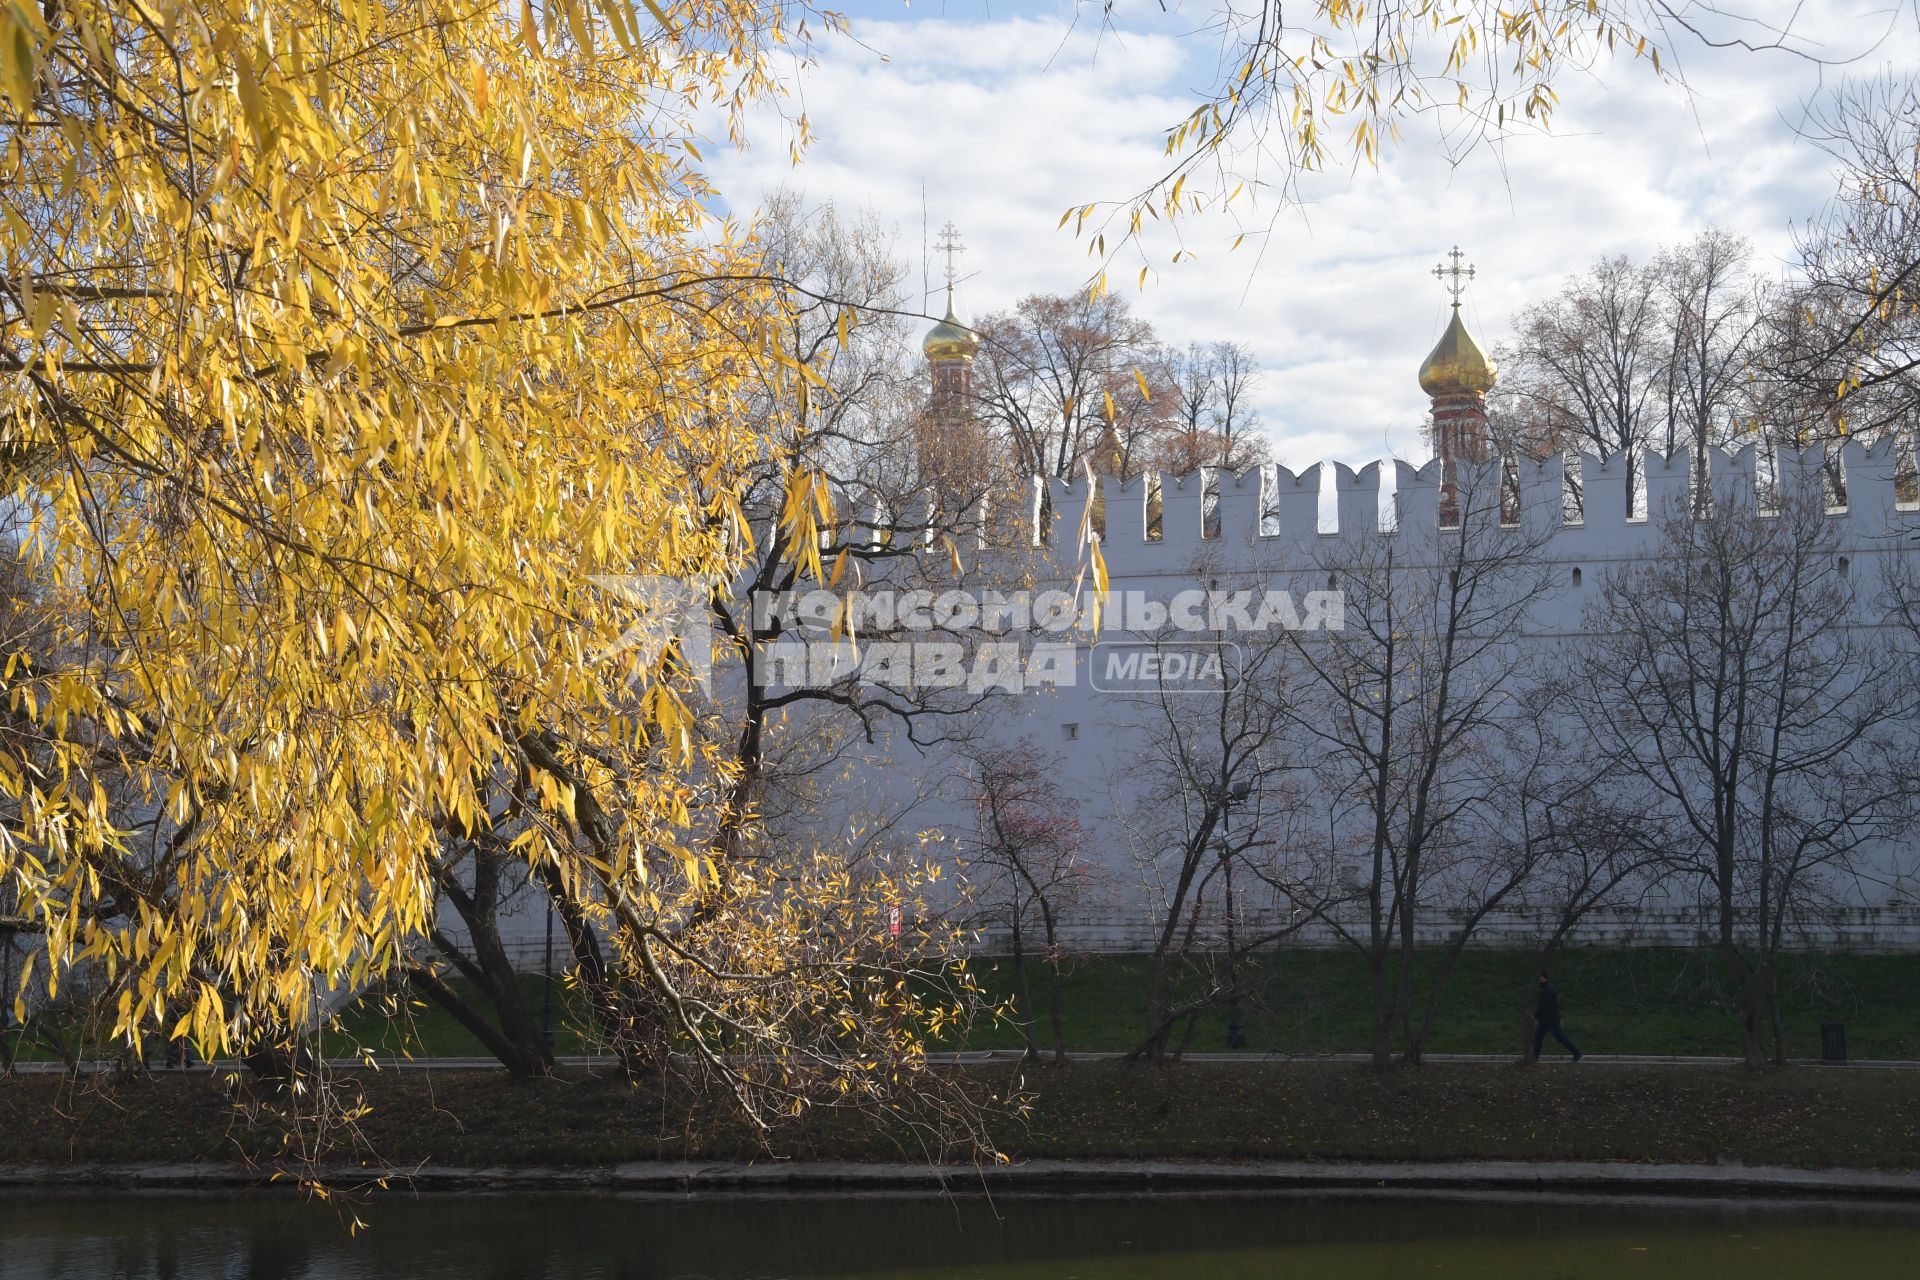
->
[1326,573,1338,593]
[1571,567,1583,587]
[1838,556,1852,581]
[1062,723,1080,741]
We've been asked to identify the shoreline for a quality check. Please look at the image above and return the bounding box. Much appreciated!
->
[1,1157,1918,1202]
[9,1060,1918,1180]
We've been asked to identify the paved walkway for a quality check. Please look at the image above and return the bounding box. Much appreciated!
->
[7,1050,1918,1074]
[2,1157,1916,1200]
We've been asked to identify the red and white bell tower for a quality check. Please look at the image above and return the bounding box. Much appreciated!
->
[1418,247,1496,520]
[922,222,980,408]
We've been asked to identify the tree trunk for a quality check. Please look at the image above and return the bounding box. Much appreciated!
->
[1761,959,1789,1066]
[1008,909,1040,1062]
[465,853,555,1072]
[407,962,548,1076]
[532,860,645,1071]
[1142,948,1171,1062]
[1172,1003,1203,1058]
[1041,905,1068,1064]
[1393,896,1420,1065]
[239,1033,320,1098]
[417,848,557,1076]
[1723,947,1771,1069]
[1368,946,1394,1069]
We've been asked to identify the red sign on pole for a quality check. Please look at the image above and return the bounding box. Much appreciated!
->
[887,904,903,938]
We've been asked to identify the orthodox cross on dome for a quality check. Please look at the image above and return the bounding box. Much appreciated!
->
[922,218,980,394]
[1432,246,1475,306]
[935,221,966,290]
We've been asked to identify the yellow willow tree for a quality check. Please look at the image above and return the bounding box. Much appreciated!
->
[0,0,988,1134]
[1071,0,1692,271]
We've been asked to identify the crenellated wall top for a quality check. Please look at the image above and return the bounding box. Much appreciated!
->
[991,441,1918,579]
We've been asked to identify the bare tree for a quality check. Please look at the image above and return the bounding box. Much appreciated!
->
[1499,255,1667,515]
[1656,229,1767,490]
[971,291,1176,490]
[705,195,1014,854]
[1157,341,1269,474]
[1763,73,1920,447]
[1105,552,1318,1060]
[1573,468,1919,1067]
[1267,466,1560,1067]
[1494,233,1778,518]
[964,739,1094,1063]
[1500,689,1673,1059]
[1212,341,1263,450]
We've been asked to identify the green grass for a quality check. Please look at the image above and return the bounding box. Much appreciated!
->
[328,947,1920,1062]
[962,948,1920,1060]
[10,948,1917,1067]
[321,973,597,1061]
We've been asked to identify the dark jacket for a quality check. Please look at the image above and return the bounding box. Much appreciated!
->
[1536,981,1563,1027]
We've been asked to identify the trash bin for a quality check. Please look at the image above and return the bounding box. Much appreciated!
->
[1820,1021,1847,1064]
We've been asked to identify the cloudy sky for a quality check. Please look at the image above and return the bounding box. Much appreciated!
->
[706,0,1917,468]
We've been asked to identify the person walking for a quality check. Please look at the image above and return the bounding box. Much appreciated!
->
[1533,970,1583,1062]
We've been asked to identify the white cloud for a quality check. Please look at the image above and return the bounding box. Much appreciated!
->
[706,1,1920,470]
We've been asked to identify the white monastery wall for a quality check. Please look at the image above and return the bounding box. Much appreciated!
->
[480,441,1920,966]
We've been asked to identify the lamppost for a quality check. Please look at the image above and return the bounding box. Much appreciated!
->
[0,929,13,1048]
[1217,775,1254,1050]
[540,892,556,1055]
[0,884,16,1060]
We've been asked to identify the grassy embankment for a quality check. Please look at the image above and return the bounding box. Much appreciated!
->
[6,949,1913,1077]
[9,947,1917,1171]
[2,1060,1917,1170]
[293,948,1920,1062]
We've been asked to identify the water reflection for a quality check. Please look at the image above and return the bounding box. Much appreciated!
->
[1,1190,1916,1279]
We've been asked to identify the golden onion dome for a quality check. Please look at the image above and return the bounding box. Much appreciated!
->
[1418,305,1495,398]
[922,289,980,362]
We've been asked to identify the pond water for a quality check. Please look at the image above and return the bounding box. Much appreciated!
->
[0,1190,1915,1279]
